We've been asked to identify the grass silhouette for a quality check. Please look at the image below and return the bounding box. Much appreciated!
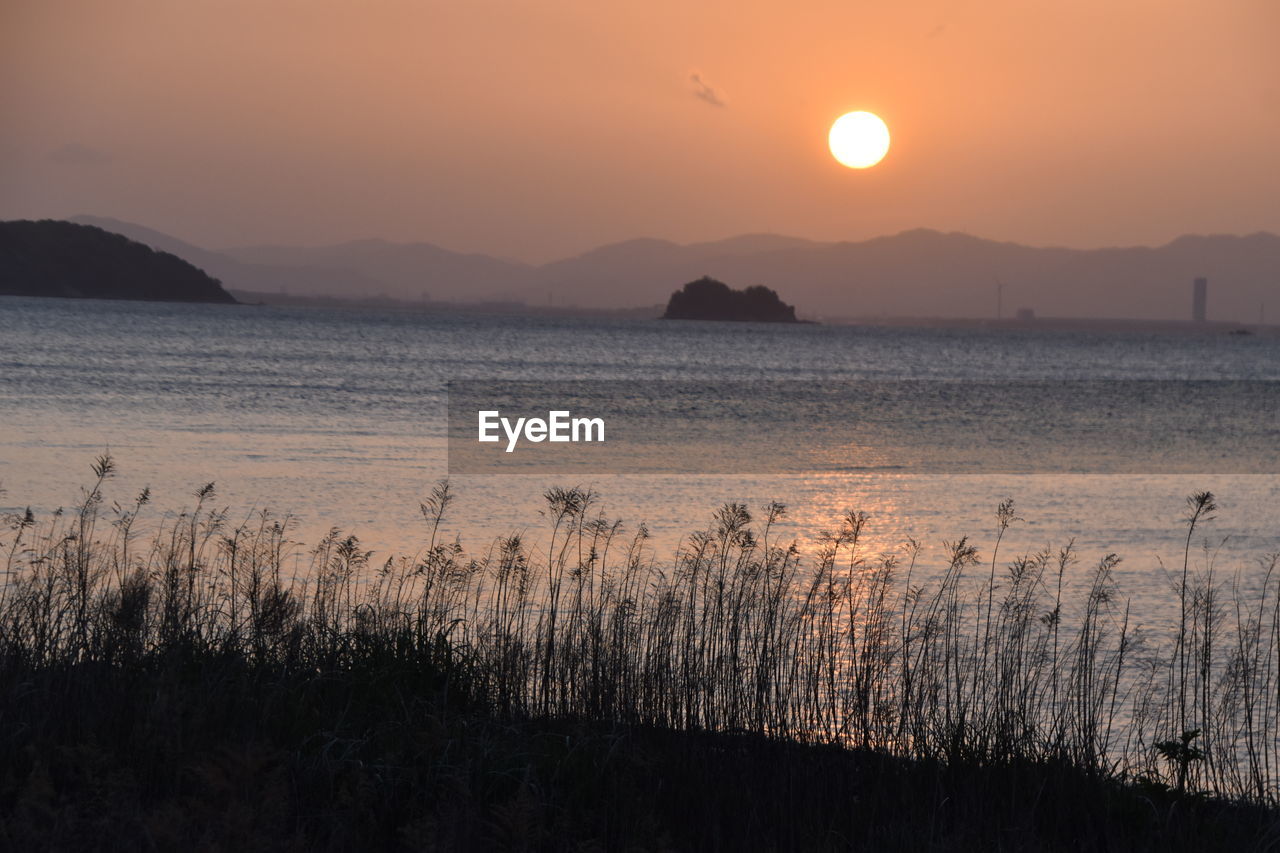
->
[2,456,1279,849]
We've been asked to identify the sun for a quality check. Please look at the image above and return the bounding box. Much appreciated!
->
[828,111,890,169]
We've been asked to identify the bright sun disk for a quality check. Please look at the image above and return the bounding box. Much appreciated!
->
[828,111,890,169]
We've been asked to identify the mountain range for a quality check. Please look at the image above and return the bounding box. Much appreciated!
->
[70,216,1280,322]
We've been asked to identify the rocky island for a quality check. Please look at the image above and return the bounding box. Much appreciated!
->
[0,219,236,303]
[661,276,798,322]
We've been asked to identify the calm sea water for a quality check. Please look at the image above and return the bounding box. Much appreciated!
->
[2,296,1278,628]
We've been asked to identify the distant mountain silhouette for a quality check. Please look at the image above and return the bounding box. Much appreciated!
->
[0,220,235,303]
[222,238,531,302]
[532,234,818,307]
[536,229,1280,321]
[73,216,532,302]
[71,216,388,298]
[63,217,1280,322]
[663,277,798,322]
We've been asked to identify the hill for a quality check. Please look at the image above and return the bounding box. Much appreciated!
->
[0,220,235,303]
[534,229,1280,322]
[662,276,798,322]
[70,216,386,298]
[61,217,1280,322]
[223,238,531,302]
[74,215,533,303]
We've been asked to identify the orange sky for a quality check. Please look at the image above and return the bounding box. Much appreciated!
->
[3,0,1278,262]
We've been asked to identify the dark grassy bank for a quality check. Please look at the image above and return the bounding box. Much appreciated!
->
[5,657,1277,851]
[3,457,1280,850]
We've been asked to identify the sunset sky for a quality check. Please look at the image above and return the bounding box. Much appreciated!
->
[3,0,1278,262]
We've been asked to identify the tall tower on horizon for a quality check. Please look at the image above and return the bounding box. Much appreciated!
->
[1192,277,1207,322]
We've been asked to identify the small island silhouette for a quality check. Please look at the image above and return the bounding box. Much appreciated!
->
[0,220,236,304]
[661,276,798,322]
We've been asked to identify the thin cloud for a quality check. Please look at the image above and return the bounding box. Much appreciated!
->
[689,72,726,108]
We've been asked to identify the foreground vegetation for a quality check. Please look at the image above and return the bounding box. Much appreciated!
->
[3,457,1280,849]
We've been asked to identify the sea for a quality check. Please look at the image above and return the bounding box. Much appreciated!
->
[2,296,1278,630]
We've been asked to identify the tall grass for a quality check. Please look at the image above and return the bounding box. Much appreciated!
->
[2,456,1278,805]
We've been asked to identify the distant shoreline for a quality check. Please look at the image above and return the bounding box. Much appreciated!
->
[6,289,1273,336]
[230,290,1273,334]
[817,314,1275,335]
[227,288,663,319]
[61,217,1280,326]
